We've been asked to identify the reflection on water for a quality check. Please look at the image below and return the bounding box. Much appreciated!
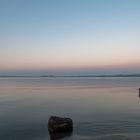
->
[49,132,73,140]
[0,77,140,140]
[139,88,140,98]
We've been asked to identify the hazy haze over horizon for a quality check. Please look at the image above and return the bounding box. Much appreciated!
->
[1,0,140,76]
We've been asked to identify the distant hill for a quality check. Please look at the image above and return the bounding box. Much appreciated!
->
[1,74,140,77]
[40,74,140,77]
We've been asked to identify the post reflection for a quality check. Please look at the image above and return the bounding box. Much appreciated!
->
[49,131,73,140]
[139,88,140,98]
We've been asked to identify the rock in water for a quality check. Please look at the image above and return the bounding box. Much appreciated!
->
[48,116,73,133]
[49,131,73,140]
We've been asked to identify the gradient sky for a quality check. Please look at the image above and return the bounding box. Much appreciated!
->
[0,0,140,75]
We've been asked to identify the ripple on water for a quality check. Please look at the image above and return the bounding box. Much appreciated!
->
[64,134,140,140]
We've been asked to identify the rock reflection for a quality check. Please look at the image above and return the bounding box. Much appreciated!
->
[49,131,73,140]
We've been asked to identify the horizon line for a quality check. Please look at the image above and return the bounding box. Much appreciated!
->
[1,74,140,78]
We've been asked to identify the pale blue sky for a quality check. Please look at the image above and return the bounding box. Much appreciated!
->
[0,0,140,75]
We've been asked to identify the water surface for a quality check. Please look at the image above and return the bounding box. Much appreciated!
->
[0,77,140,140]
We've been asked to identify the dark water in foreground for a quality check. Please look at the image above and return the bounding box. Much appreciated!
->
[0,77,140,140]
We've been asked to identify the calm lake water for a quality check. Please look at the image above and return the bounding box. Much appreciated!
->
[0,77,140,140]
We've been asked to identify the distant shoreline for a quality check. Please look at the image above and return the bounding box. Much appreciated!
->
[1,74,140,78]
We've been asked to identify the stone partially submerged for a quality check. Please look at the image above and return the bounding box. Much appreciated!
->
[49,131,73,140]
[48,116,73,133]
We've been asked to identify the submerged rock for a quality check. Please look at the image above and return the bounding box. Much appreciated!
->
[48,116,73,133]
[49,131,73,140]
